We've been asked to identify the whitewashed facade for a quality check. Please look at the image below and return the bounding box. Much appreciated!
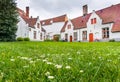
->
[17,7,46,41]
[61,4,120,42]
[40,15,68,40]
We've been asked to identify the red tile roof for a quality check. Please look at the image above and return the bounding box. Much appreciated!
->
[27,18,37,28]
[71,14,91,30]
[96,4,120,32]
[112,18,120,32]
[61,14,91,32]
[17,8,38,28]
[40,14,67,26]
[61,3,120,32]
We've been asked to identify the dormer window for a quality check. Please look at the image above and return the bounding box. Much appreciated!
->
[91,18,96,24]
[67,24,71,29]
[50,20,53,23]
[42,22,45,25]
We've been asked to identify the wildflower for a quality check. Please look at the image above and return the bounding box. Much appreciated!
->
[98,56,102,59]
[23,65,29,68]
[55,64,62,69]
[88,62,92,65]
[10,59,15,62]
[48,76,54,79]
[77,51,81,54]
[40,55,45,58]
[21,57,28,60]
[107,59,112,62]
[46,62,52,65]
[80,70,84,73]
[29,60,34,64]
[68,58,72,60]
[65,66,71,69]
[36,59,41,61]
[1,72,4,77]
[45,72,50,76]
[43,59,47,62]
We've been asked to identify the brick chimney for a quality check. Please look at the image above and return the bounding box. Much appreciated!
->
[83,5,88,16]
[26,6,29,17]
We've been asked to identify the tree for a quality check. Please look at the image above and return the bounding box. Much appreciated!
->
[0,0,18,41]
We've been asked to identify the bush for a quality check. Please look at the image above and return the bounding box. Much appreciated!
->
[17,37,24,41]
[109,39,115,42]
[44,39,54,42]
[24,37,30,41]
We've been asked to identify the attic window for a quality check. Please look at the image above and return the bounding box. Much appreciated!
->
[91,18,96,24]
[42,22,45,25]
[67,24,71,29]
[50,20,53,23]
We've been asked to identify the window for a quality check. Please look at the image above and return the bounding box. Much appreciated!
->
[65,34,68,41]
[37,23,40,28]
[91,18,96,24]
[40,33,42,40]
[29,28,31,31]
[67,24,71,29]
[50,20,53,23]
[91,19,94,24]
[42,22,45,25]
[94,18,96,24]
[102,28,109,39]
[74,32,77,41]
[82,31,87,40]
[34,31,36,39]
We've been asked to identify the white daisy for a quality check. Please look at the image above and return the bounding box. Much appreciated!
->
[48,76,54,79]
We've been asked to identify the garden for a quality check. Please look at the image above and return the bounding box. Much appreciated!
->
[0,42,120,82]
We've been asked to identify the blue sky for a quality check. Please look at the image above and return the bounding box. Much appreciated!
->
[16,0,120,20]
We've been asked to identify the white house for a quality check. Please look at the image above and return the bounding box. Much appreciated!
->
[40,15,68,40]
[61,4,120,42]
[17,7,46,41]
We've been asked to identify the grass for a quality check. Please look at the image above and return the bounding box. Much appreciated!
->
[0,42,120,82]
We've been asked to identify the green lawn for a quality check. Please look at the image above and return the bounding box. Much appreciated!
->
[0,42,120,82]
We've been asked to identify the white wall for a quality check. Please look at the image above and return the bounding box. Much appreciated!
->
[61,20,74,42]
[29,18,45,41]
[17,16,45,41]
[43,22,65,40]
[16,16,29,38]
[87,11,103,41]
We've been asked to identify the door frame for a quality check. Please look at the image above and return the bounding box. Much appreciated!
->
[89,33,93,42]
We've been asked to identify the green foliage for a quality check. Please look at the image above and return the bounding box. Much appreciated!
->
[0,42,120,81]
[24,37,30,41]
[44,39,54,42]
[16,37,24,41]
[53,35,60,41]
[0,0,18,41]
[109,39,115,42]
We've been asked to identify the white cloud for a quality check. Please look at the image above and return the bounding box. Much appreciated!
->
[16,0,120,19]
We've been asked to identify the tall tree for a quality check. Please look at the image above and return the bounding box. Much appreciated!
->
[0,0,18,41]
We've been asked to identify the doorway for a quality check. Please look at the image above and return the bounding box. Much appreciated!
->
[70,36,72,42]
[89,33,93,42]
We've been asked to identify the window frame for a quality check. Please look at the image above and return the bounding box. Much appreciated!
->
[102,28,109,39]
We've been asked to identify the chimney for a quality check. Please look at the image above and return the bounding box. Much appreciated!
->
[83,5,88,16]
[26,6,29,17]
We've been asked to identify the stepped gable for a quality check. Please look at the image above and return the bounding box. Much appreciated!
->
[40,14,67,26]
